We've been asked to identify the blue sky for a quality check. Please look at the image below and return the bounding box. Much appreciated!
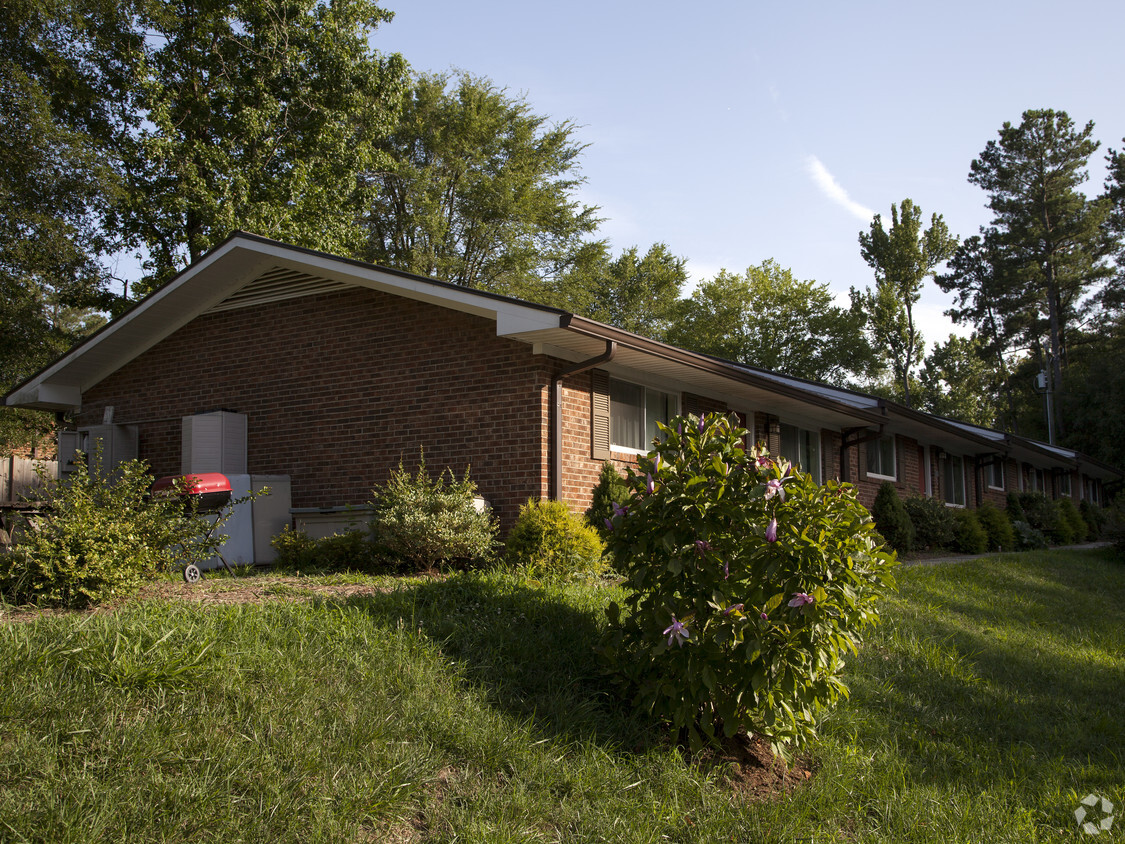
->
[376,0,1125,349]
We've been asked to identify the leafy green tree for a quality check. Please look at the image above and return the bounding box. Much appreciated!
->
[557,242,686,339]
[0,0,124,449]
[917,334,1000,427]
[116,0,407,292]
[854,199,958,407]
[967,109,1112,438]
[362,72,599,297]
[669,260,877,384]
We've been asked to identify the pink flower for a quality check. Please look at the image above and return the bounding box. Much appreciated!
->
[765,517,778,543]
[645,473,655,495]
[663,617,690,647]
[788,592,814,608]
[760,611,769,620]
[722,603,745,616]
[764,478,785,501]
[694,539,711,556]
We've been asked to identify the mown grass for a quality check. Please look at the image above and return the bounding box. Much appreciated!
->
[0,549,1122,842]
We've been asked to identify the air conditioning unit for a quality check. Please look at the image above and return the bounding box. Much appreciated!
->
[182,411,247,475]
[59,425,139,476]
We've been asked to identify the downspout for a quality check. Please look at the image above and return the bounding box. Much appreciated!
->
[552,341,617,501]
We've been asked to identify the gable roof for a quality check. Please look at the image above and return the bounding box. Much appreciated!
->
[6,232,1121,482]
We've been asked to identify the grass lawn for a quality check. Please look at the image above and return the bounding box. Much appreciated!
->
[0,549,1122,843]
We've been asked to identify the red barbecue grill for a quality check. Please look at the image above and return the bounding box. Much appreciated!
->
[151,473,234,582]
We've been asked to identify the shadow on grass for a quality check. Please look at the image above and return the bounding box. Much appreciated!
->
[843,549,1125,790]
[332,572,657,752]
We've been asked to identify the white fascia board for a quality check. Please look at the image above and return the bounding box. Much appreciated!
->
[6,239,270,406]
[5,382,83,411]
[495,307,566,337]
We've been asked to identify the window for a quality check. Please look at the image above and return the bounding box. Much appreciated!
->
[943,454,966,506]
[1028,467,1045,492]
[866,435,896,480]
[780,423,821,483]
[609,378,676,453]
[1056,471,1072,498]
[987,459,1005,490]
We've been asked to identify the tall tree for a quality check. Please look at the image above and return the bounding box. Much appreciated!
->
[556,243,686,339]
[115,0,407,292]
[669,260,878,384]
[917,334,1000,427]
[967,109,1111,439]
[1103,142,1125,311]
[362,72,600,297]
[0,0,124,448]
[935,232,1024,430]
[854,198,957,407]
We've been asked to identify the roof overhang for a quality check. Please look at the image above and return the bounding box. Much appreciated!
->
[5,233,569,411]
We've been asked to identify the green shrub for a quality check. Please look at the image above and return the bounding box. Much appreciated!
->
[1057,497,1088,543]
[870,481,914,554]
[1006,491,1026,523]
[505,498,605,579]
[369,453,497,570]
[271,527,383,572]
[1104,496,1125,558]
[0,457,214,608]
[1080,500,1107,539]
[1012,519,1049,550]
[951,509,988,554]
[903,495,956,550]
[585,460,630,539]
[599,413,897,753]
[975,501,1015,552]
[1014,492,1070,544]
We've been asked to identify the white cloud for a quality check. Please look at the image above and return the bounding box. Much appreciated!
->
[804,155,876,223]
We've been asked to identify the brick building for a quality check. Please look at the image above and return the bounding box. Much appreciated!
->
[5,233,1119,541]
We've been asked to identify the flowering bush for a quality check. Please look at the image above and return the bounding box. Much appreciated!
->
[598,413,897,753]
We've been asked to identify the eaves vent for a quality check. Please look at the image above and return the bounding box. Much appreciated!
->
[205,266,352,313]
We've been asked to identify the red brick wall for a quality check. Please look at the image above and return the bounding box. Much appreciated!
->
[77,288,552,530]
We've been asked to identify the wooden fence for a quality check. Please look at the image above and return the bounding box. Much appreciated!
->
[1,456,57,504]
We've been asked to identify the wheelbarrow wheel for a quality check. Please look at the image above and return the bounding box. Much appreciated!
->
[183,564,202,584]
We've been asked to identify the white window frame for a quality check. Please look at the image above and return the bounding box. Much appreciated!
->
[987,458,1006,491]
[608,377,678,455]
[780,422,822,483]
[866,435,897,481]
[943,453,967,508]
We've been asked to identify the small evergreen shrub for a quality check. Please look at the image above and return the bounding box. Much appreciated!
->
[369,453,497,570]
[903,495,956,550]
[271,527,383,572]
[1057,497,1088,543]
[505,498,605,579]
[871,481,914,554]
[0,457,216,608]
[1080,500,1106,539]
[600,413,897,753]
[975,501,1015,552]
[586,460,631,539]
[951,509,988,555]
[1011,520,1049,550]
